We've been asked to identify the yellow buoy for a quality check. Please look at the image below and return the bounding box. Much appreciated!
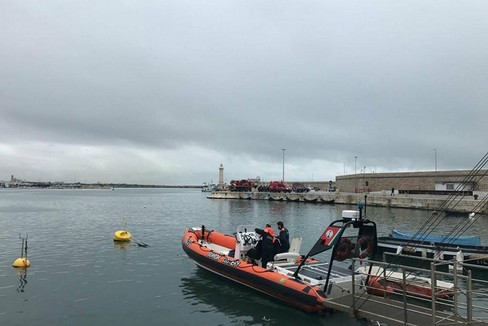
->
[114,218,131,242]
[114,230,132,242]
[13,257,30,268]
[13,234,30,268]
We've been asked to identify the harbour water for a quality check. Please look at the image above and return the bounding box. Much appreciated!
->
[1,188,487,325]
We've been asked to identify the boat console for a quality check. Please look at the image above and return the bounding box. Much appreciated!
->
[234,225,259,259]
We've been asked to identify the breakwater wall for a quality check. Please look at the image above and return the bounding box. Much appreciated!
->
[207,191,485,214]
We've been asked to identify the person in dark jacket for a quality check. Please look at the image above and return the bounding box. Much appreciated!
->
[254,224,276,268]
[276,221,290,253]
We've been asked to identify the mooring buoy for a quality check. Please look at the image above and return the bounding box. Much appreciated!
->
[114,218,132,242]
[13,234,30,268]
[12,257,30,268]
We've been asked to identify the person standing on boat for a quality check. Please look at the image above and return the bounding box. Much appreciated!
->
[255,224,276,268]
[276,221,290,253]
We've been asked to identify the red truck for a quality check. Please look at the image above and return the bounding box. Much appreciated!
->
[229,179,255,192]
[268,181,291,193]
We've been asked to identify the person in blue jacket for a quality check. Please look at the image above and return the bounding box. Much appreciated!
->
[276,221,290,253]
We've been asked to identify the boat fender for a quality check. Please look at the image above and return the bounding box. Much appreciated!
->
[456,250,464,263]
[334,238,353,261]
[273,252,300,261]
[357,236,373,259]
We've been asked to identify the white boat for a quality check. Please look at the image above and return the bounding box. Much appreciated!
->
[201,182,217,192]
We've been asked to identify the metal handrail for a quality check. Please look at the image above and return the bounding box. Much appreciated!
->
[350,257,488,325]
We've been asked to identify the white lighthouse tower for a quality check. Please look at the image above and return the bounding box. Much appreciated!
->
[218,164,224,190]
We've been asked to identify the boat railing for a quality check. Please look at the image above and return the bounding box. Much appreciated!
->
[348,257,488,325]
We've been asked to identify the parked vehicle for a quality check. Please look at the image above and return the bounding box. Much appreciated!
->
[292,183,310,193]
[268,181,291,193]
[229,179,255,192]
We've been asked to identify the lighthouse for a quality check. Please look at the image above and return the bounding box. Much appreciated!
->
[218,164,224,189]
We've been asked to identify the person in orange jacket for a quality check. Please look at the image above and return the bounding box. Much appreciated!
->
[255,224,275,268]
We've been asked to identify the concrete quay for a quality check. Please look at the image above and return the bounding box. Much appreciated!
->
[207,191,487,214]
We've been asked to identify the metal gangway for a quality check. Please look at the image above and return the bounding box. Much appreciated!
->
[324,257,488,325]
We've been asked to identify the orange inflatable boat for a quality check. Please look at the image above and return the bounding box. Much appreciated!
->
[182,209,379,313]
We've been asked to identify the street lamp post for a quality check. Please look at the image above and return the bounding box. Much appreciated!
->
[354,156,358,174]
[282,148,285,182]
[433,149,437,172]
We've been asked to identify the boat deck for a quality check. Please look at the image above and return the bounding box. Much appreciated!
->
[284,261,353,280]
[271,260,356,288]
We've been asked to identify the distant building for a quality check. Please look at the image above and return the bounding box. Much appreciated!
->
[335,170,488,194]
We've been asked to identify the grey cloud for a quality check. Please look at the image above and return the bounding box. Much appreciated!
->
[1,1,487,183]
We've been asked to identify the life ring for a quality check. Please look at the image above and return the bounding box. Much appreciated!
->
[334,238,353,261]
[357,236,373,259]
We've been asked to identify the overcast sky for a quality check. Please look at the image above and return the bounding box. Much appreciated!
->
[1,1,487,185]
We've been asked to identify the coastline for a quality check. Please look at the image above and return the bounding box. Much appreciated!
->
[0,182,201,189]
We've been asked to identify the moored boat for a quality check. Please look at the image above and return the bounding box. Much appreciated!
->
[201,183,217,192]
[376,236,488,270]
[390,230,481,246]
[357,265,454,299]
[182,209,379,313]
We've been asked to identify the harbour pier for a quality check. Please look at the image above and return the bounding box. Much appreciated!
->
[207,191,486,214]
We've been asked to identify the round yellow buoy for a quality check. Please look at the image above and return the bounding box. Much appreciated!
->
[114,230,132,242]
[12,257,30,268]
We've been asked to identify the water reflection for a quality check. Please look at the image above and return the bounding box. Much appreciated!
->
[180,269,368,326]
[113,241,130,250]
[15,269,28,293]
